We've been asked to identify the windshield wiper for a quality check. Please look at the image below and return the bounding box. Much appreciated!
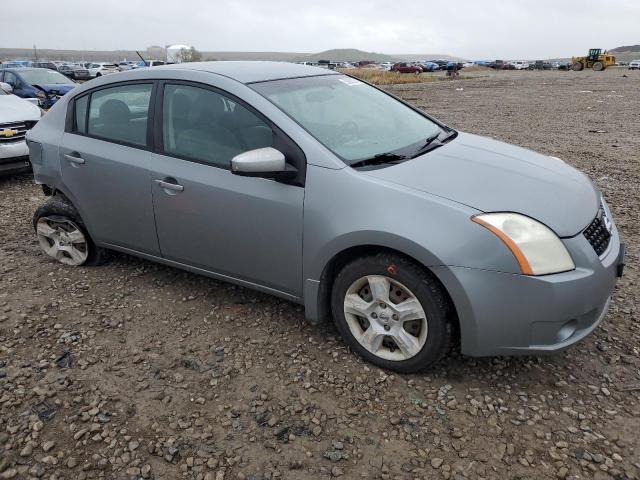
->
[349,152,408,169]
[409,130,444,158]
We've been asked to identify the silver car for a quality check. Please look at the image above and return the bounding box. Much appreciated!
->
[26,62,624,372]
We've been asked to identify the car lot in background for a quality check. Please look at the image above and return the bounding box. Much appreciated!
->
[629,60,640,70]
[0,82,41,175]
[0,68,76,109]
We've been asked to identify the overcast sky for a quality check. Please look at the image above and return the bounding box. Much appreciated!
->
[3,0,638,59]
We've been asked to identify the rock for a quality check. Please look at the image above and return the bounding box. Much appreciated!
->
[20,444,33,457]
[431,458,444,469]
[331,466,344,477]
[324,450,343,462]
[42,440,56,452]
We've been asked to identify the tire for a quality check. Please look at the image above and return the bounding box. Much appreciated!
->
[592,61,604,71]
[95,72,101,77]
[571,62,584,71]
[331,253,452,373]
[33,195,106,266]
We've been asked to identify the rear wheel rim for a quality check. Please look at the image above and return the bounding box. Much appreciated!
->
[343,275,427,361]
[36,217,88,266]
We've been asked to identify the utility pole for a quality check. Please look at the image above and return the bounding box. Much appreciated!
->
[33,45,38,60]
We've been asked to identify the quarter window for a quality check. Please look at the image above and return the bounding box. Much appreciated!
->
[73,95,88,133]
[162,84,273,168]
[87,83,152,146]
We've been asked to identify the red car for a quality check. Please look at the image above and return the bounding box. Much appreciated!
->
[390,62,423,74]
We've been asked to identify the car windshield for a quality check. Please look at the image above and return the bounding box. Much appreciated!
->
[251,74,444,163]
[20,69,71,85]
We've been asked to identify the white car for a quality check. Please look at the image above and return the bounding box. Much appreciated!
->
[511,61,530,70]
[86,62,119,78]
[378,62,393,71]
[629,60,640,70]
[0,82,41,175]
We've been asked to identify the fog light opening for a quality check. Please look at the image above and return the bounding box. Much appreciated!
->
[556,319,577,343]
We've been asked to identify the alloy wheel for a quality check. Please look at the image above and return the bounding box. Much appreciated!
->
[343,275,427,361]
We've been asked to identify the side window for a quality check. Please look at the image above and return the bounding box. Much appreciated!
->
[4,72,18,86]
[87,83,152,146]
[162,84,273,168]
[73,95,88,133]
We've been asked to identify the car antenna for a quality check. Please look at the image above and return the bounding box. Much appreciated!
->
[136,51,148,66]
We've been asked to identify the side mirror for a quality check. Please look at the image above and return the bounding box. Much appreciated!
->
[0,82,13,93]
[231,147,296,179]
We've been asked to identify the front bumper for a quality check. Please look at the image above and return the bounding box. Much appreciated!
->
[433,225,622,356]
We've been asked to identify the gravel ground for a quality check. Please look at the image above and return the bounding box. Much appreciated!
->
[1,69,639,480]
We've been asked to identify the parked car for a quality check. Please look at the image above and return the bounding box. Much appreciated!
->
[0,82,41,175]
[530,60,553,70]
[390,62,423,74]
[628,60,640,70]
[0,62,28,69]
[133,60,166,69]
[510,61,530,70]
[31,61,59,71]
[420,62,439,72]
[117,61,136,71]
[0,68,76,109]
[378,62,393,71]
[86,63,119,77]
[26,62,624,372]
[58,64,92,81]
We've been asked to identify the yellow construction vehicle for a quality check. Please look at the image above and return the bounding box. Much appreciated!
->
[571,48,616,71]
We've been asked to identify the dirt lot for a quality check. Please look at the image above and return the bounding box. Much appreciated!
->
[1,69,639,480]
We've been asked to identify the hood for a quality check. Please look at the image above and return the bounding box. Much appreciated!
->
[363,132,599,237]
[36,84,76,95]
[0,94,41,123]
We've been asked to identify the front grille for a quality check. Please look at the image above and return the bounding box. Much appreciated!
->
[583,208,611,256]
[0,121,31,144]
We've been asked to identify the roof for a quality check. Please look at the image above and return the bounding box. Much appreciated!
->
[154,61,338,84]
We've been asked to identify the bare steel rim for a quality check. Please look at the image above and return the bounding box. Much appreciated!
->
[36,216,88,266]
[343,275,428,361]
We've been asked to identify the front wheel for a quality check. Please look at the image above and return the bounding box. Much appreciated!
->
[571,62,584,71]
[331,254,452,373]
[592,61,604,71]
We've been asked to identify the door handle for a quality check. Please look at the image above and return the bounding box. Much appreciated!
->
[64,153,85,165]
[155,179,184,192]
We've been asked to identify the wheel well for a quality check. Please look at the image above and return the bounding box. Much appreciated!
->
[317,245,461,344]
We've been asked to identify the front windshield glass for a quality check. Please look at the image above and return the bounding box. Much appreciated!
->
[251,74,443,163]
[20,69,71,85]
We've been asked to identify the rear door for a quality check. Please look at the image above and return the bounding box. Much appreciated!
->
[149,81,305,297]
[58,81,160,255]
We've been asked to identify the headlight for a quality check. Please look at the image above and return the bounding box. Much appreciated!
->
[472,213,575,275]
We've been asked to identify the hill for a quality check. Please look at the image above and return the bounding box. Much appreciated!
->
[608,45,640,62]
[610,45,640,53]
[294,49,396,63]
